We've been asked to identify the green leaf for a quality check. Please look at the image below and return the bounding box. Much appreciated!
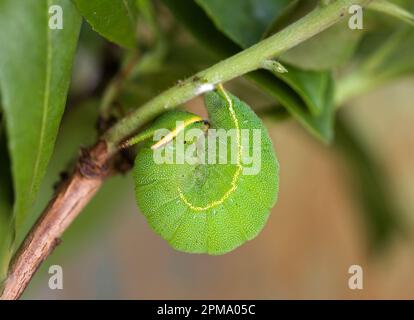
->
[12,100,100,248]
[0,0,81,233]
[263,0,314,35]
[161,0,335,142]
[12,100,133,298]
[250,70,334,141]
[133,89,279,254]
[14,99,128,251]
[263,1,364,70]
[195,0,291,47]
[274,66,332,115]
[162,0,240,56]
[74,0,138,48]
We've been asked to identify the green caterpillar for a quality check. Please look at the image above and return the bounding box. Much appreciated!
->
[131,86,279,255]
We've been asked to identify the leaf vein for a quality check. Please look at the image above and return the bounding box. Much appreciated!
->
[28,0,53,203]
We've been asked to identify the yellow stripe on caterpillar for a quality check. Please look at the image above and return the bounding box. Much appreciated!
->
[151,115,203,150]
[177,84,243,211]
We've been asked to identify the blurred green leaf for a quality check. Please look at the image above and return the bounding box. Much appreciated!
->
[335,0,414,104]
[335,113,402,252]
[261,1,364,70]
[0,0,81,234]
[280,20,364,70]
[336,27,414,104]
[17,100,132,245]
[395,0,414,11]
[368,0,414,26]
[195,0,291,47]
[263,0,313,35]
[74,0,138,48]
[0,125,14,285]
[162,0,335,142]
[368,27,414,80]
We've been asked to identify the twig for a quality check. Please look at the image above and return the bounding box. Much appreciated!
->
[0,141,110,300]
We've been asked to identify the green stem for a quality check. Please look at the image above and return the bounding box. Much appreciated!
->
[100,0,167,119]
[104,0,371,152]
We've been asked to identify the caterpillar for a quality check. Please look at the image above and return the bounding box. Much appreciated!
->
[131,85,279,255]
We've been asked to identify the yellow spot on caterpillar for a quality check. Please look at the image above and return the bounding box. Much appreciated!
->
[178,84,242,211]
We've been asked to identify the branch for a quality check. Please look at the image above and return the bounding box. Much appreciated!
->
[0,141,111,300]
[0,0,370,300]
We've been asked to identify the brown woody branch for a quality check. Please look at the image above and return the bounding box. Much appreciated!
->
[0,141,112,300]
